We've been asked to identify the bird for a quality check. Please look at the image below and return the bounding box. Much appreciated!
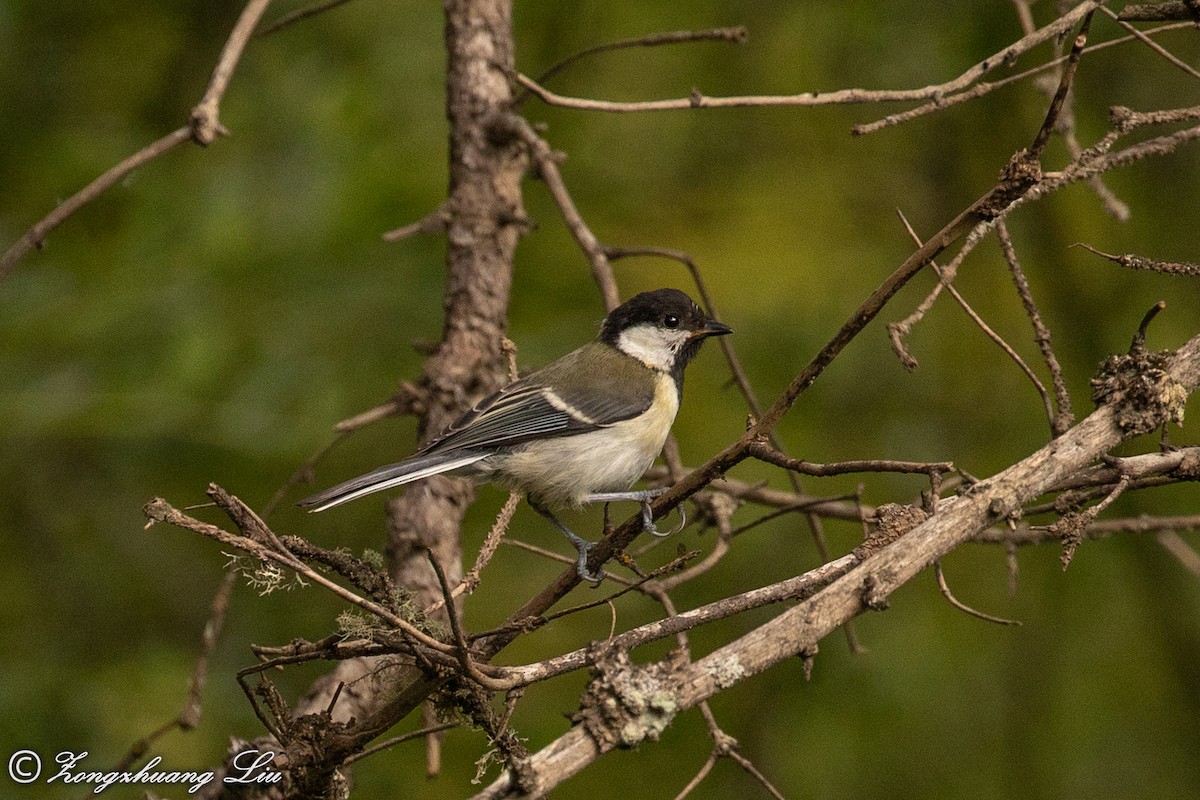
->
[299,288,732,581]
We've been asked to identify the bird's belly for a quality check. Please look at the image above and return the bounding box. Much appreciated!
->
[494,376,679,506]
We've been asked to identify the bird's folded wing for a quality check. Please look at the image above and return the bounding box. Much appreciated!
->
[420,349,654,454]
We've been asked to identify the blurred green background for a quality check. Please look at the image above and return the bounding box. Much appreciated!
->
[2,1,1199,798]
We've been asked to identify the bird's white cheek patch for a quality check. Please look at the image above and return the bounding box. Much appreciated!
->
[616,325,687,372]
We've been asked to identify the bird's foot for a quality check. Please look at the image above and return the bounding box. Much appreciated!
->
[570,537,606,584]
[529,497,606,583]
[582,488,684,539]
[641,499,686,538]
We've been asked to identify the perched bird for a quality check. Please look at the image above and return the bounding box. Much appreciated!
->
[299,288,732,581]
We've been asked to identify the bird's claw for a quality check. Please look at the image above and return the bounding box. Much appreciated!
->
[573,540,606,583]
[641,501,686,538]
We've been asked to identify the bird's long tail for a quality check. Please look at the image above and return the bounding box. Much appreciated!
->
[298,451,489,512]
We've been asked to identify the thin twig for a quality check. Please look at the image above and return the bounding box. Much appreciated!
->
[522,27,748,103]
[673,752,718,800]
[886,224,992,370]
[1045,474,1133,569]
[0,128,192,281]
[1014,2,1129,221]
[726,748,788,800]
[893,210,1057,427]
[145,489,454,655]
[1072,242,1200,276]
[854,21,1194,136]
[3,0,273,281]
[1103,5,1200,79]
[1029,9,1094,157]
[491,555,857,688]
[998,221,1074,435]
[725,494,861,540]
[425,548,507,690]
[511,118,620,309]
[425,491,522,615]
[1156,530,1200,577]
[343,721,460,766]
[516,2,1103,115]
[748,438,954,477]
[933,559,1021,625]
[257,0,355,38]
[190,0,275,144]
[382,202,452,242]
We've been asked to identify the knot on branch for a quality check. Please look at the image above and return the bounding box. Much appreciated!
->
[570,646,683,752]
[855,503,929,560]
[188,101,229,146]
[1174,449,1200,481]
[280,713,353,800]
[978,150,1043,218]
[1090,348,1187,435]
[1109,105,1138,134]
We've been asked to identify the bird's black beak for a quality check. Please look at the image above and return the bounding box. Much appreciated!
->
[693,319,733,339]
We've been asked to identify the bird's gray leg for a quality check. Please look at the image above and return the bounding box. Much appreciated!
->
[528,498,605,583]
[582,488,685,538]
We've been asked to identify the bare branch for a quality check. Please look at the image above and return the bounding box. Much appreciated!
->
[144,488,455,656]
[190,0,275,144]
[494,555,857,689]
[343,722,460,766]
[511,117,620,309]
[1028,10,1094,157]
[934,559,1021,625]
[998,221,1075,435]
[1101,5,1200,80]
[382,202,452,242]
[1118,1,1200,21]
[854,21,1194,136]
[1157,530,1200,577]
[257,0,355,38]
[748,437,953,478]
[0,128,192,282]
[526,27,748,96]
[1072,241,1200,276]
[516,1,1104,115]
[2,0,273,281]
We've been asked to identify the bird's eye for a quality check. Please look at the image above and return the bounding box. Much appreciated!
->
[663,315,680,329]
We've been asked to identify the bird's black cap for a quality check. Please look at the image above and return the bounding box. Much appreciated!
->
[599,288,725,343]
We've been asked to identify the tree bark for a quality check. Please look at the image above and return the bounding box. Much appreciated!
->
[197,2,525,797]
